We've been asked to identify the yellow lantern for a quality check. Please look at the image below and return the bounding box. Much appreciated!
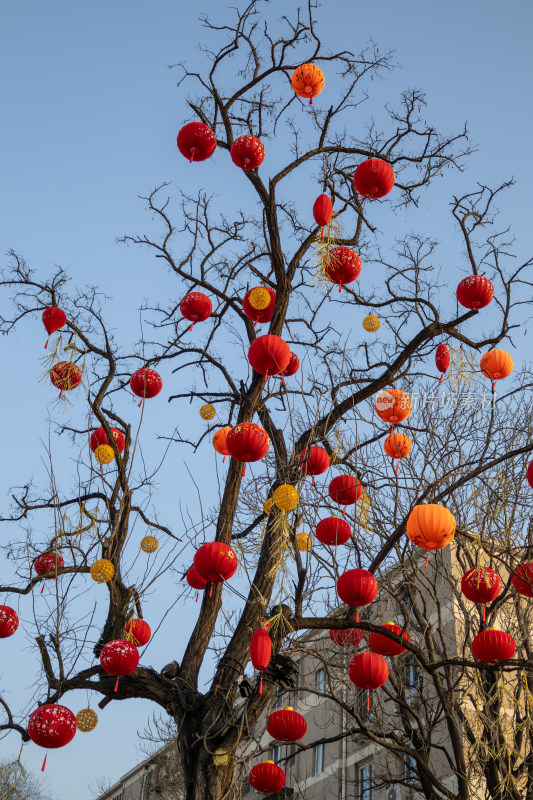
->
[263,498,274,515]
[94,444,115,465]
[199,404,216,421]
[363,314,380,332]
[273,485,299,512]
[76,708,98,732]
[141,535,159,554]
[213,749,229,766]
[295,532,312,551]
[249,287,271,311]
[90,559,115,583]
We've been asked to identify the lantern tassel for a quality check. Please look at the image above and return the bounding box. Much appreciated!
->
[41,753,47,772]
[425,552,429,569]
[312,476,315,486]
[366,690,370,713]
[222,455,226,463]
[309,97,313,105]
[40,583,45,594]
[394,461,399,475]
[483,604,486,622]
[137,398,143,408]
[189,323,194,332]
[209,583,213,598]
[321,228,324,239]
[114,676,120,692]
[342,507,347,517]
[356,609,359,622]
[439,372,444,384]
[44,338,49,349]
[254,320,258,328]
[259,673,263,695]
[243,464,246,477]
[59,390,63,399]
[338,283,342,293]
[196,591,199,602]
[280,377,284,386]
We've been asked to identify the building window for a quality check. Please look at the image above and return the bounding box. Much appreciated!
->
[359,762,374,800]
[314,743,325,775]
[404,656,419,693]
[405,749,417,784]
[316,669,326,693]
[272,745,283,765]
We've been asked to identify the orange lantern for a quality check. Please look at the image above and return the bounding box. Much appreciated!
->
[383,432,412,473]
[406,504,456,568]
[212,427,231,461]
[291,63,325,104]
[375,389,412,424]
[480,350,514,384]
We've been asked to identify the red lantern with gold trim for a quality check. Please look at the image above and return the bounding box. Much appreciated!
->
[471,629,515,663]
[353,159,395,199]
[316,516,351,546]
[512,562,533,597]
[242,287,276,326]
[125,619,151,647]
[267,707,307,741]
[225,422,270,474]
[461,567,502,621]
[248,335,291,380]
[324,246,361,292]
[130,369,162,405]
[180,292,212,331]
[249,762,286,794]
[329,627,364,647]
[90,427,125,454]
[0,606,19,638]
[50,362,82,394]
[337,569,378,621]
[230,136,265,170]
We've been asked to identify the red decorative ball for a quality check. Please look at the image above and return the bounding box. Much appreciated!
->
[230,135,265,170]
[0,606,19,638]
[177,122,217,162]
[456,276,494,310]
[34,553,64,577]
[435,343,450,374]
[267,708,307,741]
[249,762,286,794]
[186,565,207,591]
[324,246,361,290]
[348,652,389,689]
[242,287,276,325]
[225,422,270,464]
[316,516,351,546]
[328,475,363,506]
[28,704,77,749]
[329,627,364,647]
[337,569,378,609]
[180,292,213,326]
[471,629,516,663]
[130,368,163,400]
[281,352,300,378]
[248,335,291,378]
[125,619,151,647]
[194,543,238,584]
[353,158,395,199]
[42,307,66,335]
[368,623,409,656]
[90,427,125,453]
[300,447,330,478]
[512,562,533,597]
[50,362,82,391]
[461,567,502,605]
[100,640,140,677]
[313,194,333,227]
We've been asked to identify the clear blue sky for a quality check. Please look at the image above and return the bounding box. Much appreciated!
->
[1,1,532,798]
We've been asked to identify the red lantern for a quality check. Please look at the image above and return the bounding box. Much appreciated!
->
[324,246,361,291]
[512,562,533,597]
[471,629,516,663]
[0,606,19,638]
[348,652,389,711]
[180,292,213,331]
[194,542,238,592]
[250,628,271,694]
[130,368,162,406]
[328,475,363,508]
[281,352,300,379]
[230,135,265,170]
[34,553,64,578]
[527,462,533,489]
[313,194,333,238]
[50,362,82,394]
[242,287,276,326]
[337,569,378,621]
[300,447,330,483]
[42,307,66,349]
[249,762,286,794]
[28,704,77,767]
[267,707,307,741]
[353,158,395,199]
[177,122,217,162]
[461,567,502,621]
[125,619,151,647]
[368,623,409,656]
[316,516,351,546]
[100,640,140,692]
[456,275,494,310]
[435,344,450,382]
[225,422,270,473]
[248,335,291,380]
[186,565,208,602]
[329,627,364,647]
[90,427,125,454]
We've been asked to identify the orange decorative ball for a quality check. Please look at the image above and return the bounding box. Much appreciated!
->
[375,389,412,424]
[212,427,231,456]
[480,350,514,382]
[291,63,325,104]
[383,432,412,459]
[406,504,456,552]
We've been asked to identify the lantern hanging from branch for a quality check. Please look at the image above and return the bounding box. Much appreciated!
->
[42,307,66,349]
[299,446,330,484]
[76,708,98,733]
[176,122,217,162]
[100,640,139,692]
[230,135,265,170]
[194,543,238,597]
[249,762,286,794]
[313,194,333,238]
[248,334,291,380]
[225,422,270,475]
[512,562,533,597]
[34,553,64,593]
[363,314,380,332]
[456,275,494,309]
[527,462,533,489]
[353,158,395,199]
[130,368,162,407]
[28,704,77,770]
[461,567,502,621]
[337,569,378,621]
[348,652,389,712]
[281,352,299,382]
[186,564,207,601]
[90,559,114,583]
[375,389,412,425]
[406,504,456,568]
[295,531,312,551]
[180,292,213,331]
[329,627,364,648]
[273,484,299,512]
[90,427,125,454]
[471,629,516,663]
[435,343,450,382]
[368,623,409,656]
[267,707,307,741]
[50,361,82,395]
[316,516,351,546]
[291,63,325,103]
[480,350,514,384]
[125,618,151,647]
[140,536,159,554]
[242,287,276,326]
[0,606,19,638]
[250,628,271,694]
[212,427,231,461]
[383,432,412,473]
[94,444,114,465]
[323,246,361,292]
[199,403,216,421]
[328,475,363,511]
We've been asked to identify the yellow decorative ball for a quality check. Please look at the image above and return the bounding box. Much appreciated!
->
[249,287,271,311]
[199,404,216,421]
[295,532,312,552]
[141,535,159,554]
[263,498,274,515]
[363,314,380,332]
[90,559,115,583]
[76,708,98,732]
[273,484,299,512]
[94,444,115,465]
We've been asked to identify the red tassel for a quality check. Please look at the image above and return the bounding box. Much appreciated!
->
[259,673,263,695]
[312,476,315,486]
[394,462,399,474]
[342,507,346,517]
[366,690,370,713]
[59,390,63,399]
[209,583,213,598]
[483,604,486,622]
[338,284,342,293]
[425,552,429,569]
[243,464,247,477]
[196,591,199,602]
[40,582,45,593]
[280,377,284,386]
[439,373,444,384]
[189,147,197,162]
[356,609,359,622]
[114,676,119,692]
[254,320,258,328]
[44,338,49,349]
[137,398,143,408]
[321,228,324,239]
[264,373,267,383]
[189,323,194,332]
[41,753,47,772]
[222,455,226,463]
[309,97,313,105]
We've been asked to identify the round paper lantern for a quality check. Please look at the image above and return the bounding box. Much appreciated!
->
[337,569,378,621]
[50,362,82,393]
[248,335,291,379]
[90,559,114,583]
[180,292,212,330]
[273,484,299,512]
[177,122,217,162]
[0,606,19,638]
[461,566,502,621]
[194,543,238,584]
[456,275,494,310]
[226,422,270,471]
[281,352,300,378]
[230,135,265,170]
[363,314,380,332]
[383,433,412,460]
[313,194,333,236]
[125,618,151,647]
[42,307,66,348]
[291,63,325,104]
[28,704,77,751]
[186,565,207,601]
[295,531,312,551]
[94,444,114,465]
[212,427,231,458]
[90,427,125,453]
[375,389,412,424]
[353,158,395,199]
[328,475,363,507]
[250,628,271,694]
[248,287,271,310]
[300,447,330,482]
[249,762,286,794]
[263,497,274,515]
[435,344,450,377]
[141,536,159,554]
[316,516,351,546]
[406,504,456,566]
[242,287,276,326]
[480,350,514,383]
[199,403,216,421]
[100,640,139,691]
[471,629,516,663]
[512,562,533,597]
[527,462,533,489]
[348,652,389,693]
[267,707,307,741]
[329,627,364,647]
[368,623,409,656]
[130,369,162,402]
[76,708,98,733]
[34,553,64,578]
[324,246,362,291]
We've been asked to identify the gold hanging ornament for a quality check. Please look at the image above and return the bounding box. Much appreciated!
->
[76,708,98,732]
[90,558,115,583]
[295,531,312,551]
[273,485,299,512]
[141,535,159,553]
[248,287,271,311]
[313,215,341,285]
[363,314,380,332]
[94,444,115,465]
[199,404,216,421]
